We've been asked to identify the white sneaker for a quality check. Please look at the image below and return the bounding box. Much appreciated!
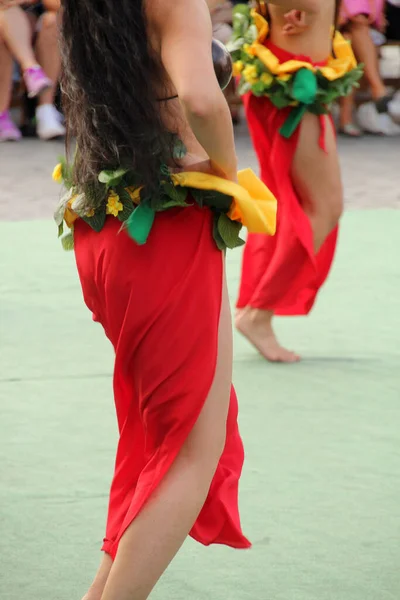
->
[36,104,66,140]
[357,102,400,136]
[388,91,400,124]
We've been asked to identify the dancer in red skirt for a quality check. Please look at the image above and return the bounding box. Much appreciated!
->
[52,0,292,598]
[231,1,362,362]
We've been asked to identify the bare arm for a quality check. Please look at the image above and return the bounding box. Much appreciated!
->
[154,0,237,181]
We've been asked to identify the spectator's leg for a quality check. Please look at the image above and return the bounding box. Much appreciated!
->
[34,11,60,107]
[33,11,65,139]
[339,91,362,136]
[348,17,387,100]
[0,7,37,70]
[0,35,22,141]
[0,35,13,113]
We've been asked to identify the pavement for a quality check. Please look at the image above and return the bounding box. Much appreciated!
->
[0,122,399,222]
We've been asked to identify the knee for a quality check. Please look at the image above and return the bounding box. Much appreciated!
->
[349,15,369,31]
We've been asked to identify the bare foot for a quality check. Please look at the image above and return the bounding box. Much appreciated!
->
[235,308,300,363]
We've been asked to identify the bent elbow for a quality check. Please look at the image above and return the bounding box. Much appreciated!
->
[180,92,221,121]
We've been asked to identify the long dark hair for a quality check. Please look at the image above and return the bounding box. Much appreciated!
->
[60,0,172,192]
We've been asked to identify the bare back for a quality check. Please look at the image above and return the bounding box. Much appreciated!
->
[269,1,336,61]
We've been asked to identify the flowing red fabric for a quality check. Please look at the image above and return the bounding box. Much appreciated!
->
[237,41,338,316]
[74,204,250,560]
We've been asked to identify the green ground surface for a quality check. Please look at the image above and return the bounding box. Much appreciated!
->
[1,211,399,600]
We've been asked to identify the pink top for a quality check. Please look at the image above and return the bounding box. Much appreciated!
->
[340,0,385,28]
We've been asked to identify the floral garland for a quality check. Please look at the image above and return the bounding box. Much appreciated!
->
[53,156,277,252]
[227,5,364,138]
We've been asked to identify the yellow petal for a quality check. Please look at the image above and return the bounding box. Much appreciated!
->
[65,202,78,228]
[276,60,315,75]
[251,9,269,43]
[333,31,358,69]
[230,169,277,235]
[252,43,280,73]
[320,58,353,81]
[172,169,277,235]
[52,163,63,183]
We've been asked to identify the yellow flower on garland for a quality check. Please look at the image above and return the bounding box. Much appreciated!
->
[86,208,95,218]
[243,64,258,84]
[243,43,255,57]
[260,72,273,86]
[52,163,63,183]
[106,191,123,217]
[233,60,244,77]
[126,186,142,204]
[278,73,291,82]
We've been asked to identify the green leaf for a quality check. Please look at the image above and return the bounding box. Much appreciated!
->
[58,222,64,238]
[126,202,155,245]
[162,182,189,206]
[270,89,291,109]
[98,168,128,187]
[212,214,227,251]
[81,208,106,232]
[217,213,244,250]
[116,188,135,222]
[252,81,267,97]
[61,232,74,251]
[203,190,233,213]
[190,188,205,208]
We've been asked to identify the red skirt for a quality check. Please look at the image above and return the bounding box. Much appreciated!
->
[237,42,338,316]
[74,204,250,560]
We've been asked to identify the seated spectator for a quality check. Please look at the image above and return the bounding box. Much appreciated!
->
[0,0,64,141]
[339,0,399,135]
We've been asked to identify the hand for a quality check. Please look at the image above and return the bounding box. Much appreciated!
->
[282,10,309,36]
[172,157,238,183]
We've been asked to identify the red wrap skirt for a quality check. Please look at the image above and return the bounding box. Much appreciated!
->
[74,204,250,559]
[237,41,338,316]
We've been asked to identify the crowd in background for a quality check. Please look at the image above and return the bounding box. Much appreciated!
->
[0,0,64,141]
[0,0,399,142]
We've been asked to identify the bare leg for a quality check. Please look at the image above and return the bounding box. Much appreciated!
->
[81,555,113,600]
[34,12,60,106]
[292,113,343,253]
[99,271,232,600]
[0,36,13,113]
[348,17,386,100]
[236,308,300,363]
[0,7,37,70]
[237,113,343,363]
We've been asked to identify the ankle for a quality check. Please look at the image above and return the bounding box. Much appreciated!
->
[22,62,41,73]
[249,308,273,326]
[370,85,387,100]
